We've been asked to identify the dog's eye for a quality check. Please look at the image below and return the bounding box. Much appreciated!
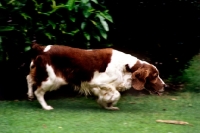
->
[153,73,158,78]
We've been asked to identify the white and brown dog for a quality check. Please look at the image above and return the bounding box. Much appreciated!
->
[27,43,166,110]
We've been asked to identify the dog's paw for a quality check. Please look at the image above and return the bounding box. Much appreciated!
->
[43,105,54,110]
[28,95,34,101]
[105,106,120,111]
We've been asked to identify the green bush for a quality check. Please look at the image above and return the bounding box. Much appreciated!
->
[0,0,113,62]
[181,54,200,92]
[172,54,200,92]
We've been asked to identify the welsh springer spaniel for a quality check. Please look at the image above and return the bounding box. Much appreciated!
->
[27,43,166,110]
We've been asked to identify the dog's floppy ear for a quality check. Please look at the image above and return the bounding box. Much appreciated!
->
[131,68,150,90]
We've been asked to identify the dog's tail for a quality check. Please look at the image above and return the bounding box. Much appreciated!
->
[17,42,44,73]
[31,42,44,53]
[30,42,45,59]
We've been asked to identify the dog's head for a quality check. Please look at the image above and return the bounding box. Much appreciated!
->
[126,61,166,94]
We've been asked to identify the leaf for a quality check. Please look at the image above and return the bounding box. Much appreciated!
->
[51,0,56,8]
[99,28,107,39]
[21,12,31,20]
[68,29,80,36]
[67,0,76,11]
[97,14,109,31]
[40,12,50,16]
[7,0,15,4]
[38,26,44,30]
[156,120,189,125]
[96,23,107,39]
[84,32,90,40]
[45,32,53,40]
[25,39,31,44]
[61,20,65,23]
[0,2,5,9]
[81,0,89,4]
[33,0,43,10]
[59,24,67,31]
[81,22,86,30]
[0,26,14,32]
[86,42,90,48]
[90,20,97,26]
[48,20,56,29]
[100,11,113,23]
[82,3,92,18]
[69,15,76,22]
[24,46,31,52]
[74,4,79,12]
[47,8,58,14]
[100,19,108,31]
[62,31,66,34]
[94,34,100,42]
[106,44,113,47]
[83,9,91,18]
[91,0,98,4]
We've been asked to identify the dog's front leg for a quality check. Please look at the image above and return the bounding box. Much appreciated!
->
[34,88,53,110]
[26,75,34,100]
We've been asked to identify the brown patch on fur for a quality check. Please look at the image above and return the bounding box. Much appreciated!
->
[30,44,112,87]
[132,66,150,90]
[145,65,165,92]
[130,60,143,72]
[125,61,145,90]
[125,60,142,73]
[29,55,49,87]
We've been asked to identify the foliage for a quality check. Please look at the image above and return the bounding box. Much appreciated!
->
[180,54,200,92]
[168,54,200,92]
[0,0,113,62]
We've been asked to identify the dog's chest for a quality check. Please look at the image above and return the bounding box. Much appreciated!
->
[113,73,132,91]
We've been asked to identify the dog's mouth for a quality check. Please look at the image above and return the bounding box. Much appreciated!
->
[144,83,165,96]
[155,91,163,96]
[145,88,163,96]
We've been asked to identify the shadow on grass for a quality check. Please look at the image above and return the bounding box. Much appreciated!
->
[7,95,159,114]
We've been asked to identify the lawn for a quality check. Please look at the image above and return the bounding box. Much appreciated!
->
[0,92,199,133]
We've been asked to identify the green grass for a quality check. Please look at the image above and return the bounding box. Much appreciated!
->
[0,92,200,133]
